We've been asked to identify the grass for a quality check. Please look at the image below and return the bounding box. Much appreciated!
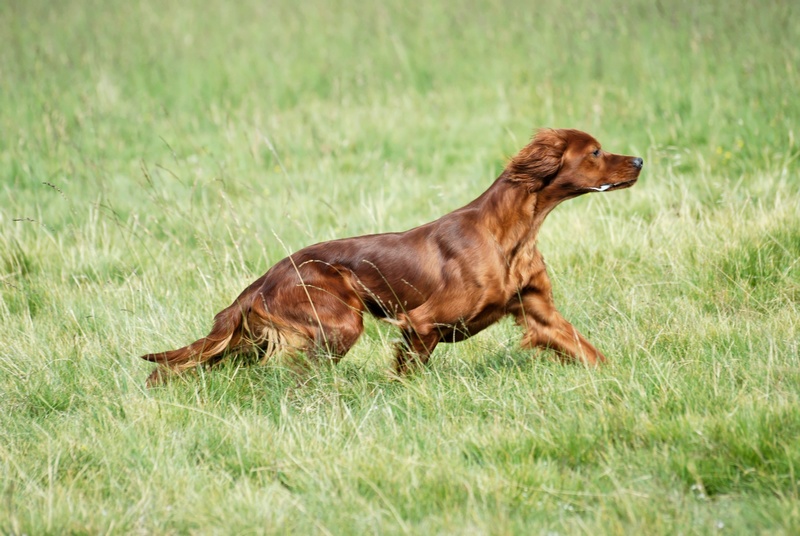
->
[1,0,799,533]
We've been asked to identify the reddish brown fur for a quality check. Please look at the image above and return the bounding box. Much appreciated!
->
[141,128,643,386]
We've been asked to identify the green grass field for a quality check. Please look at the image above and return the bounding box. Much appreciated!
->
[2,0,799,533]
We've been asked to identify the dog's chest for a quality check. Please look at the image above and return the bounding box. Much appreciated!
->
[504,241,544,294]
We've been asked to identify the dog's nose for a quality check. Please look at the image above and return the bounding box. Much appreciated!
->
[632,157,643,169]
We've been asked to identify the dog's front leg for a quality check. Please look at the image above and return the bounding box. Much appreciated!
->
[389,308,442,375]
[510,271,606,366]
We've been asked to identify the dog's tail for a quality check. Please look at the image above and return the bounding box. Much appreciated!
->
[141,301,245,385]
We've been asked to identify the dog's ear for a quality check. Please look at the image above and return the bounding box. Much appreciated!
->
[507,129,567,191]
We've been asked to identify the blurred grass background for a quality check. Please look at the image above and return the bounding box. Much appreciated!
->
[1,0,799,533]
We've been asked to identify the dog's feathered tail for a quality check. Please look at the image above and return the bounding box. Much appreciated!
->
[141,301,244,386]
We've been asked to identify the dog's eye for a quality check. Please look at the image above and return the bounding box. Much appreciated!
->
[592,149,602,157]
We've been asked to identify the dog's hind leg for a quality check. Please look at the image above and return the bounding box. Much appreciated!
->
[250,276,366,369]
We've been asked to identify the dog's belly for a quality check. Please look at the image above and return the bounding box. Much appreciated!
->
[434,303,508,343]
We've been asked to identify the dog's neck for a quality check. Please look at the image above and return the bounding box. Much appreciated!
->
[532,185,575,230]
[470,172,565,260]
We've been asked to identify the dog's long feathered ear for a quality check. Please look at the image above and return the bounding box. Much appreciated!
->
[506,129,567,191]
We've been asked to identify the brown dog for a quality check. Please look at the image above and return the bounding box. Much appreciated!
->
[141,128,643,385]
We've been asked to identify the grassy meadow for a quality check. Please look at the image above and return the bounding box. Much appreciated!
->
[2,0,799,533]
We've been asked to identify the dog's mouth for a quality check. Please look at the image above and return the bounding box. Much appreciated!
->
[585,179,638,192]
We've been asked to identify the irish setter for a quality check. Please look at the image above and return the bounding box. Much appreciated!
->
[141,128,643,385]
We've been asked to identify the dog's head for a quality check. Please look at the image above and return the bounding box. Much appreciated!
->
[507,128,643,196]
